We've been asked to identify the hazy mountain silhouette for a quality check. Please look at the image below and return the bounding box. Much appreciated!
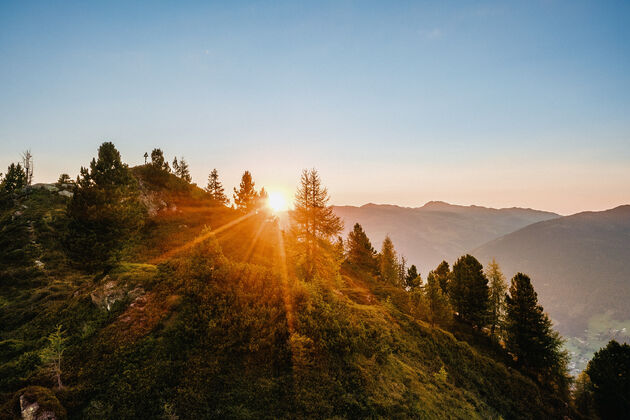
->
[332,201,559,274]
[472,205,630,336]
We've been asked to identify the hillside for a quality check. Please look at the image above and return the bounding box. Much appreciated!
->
[0,171,571,419]
[333,202,559,273]
[472,206,630,373]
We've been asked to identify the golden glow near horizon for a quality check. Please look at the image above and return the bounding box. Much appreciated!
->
[267,190,290,213]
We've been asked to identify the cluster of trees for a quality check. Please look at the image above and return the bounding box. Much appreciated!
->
[338,220,570,390]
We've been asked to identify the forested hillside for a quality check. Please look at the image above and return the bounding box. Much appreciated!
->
[0,144,624,419]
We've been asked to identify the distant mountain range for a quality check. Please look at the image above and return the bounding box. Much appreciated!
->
[332,201,559,274]
[472,205,630,336]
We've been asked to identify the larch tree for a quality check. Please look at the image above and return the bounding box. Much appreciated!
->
[40,324,67,389]
[379,235,399,285]
[233,170,259,212]
[504,273,569,387]
[206,168,228,205]
[289,168,342,281]
[485,258,507,337]
[450,254,490,329]
[346,223,378,273]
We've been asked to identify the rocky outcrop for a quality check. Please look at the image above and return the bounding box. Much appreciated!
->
[90,277,145,311]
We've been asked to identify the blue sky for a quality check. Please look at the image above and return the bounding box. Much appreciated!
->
[1,0,629,214]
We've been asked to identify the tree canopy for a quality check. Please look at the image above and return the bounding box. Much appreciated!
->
[450,254,490,328]
[346,223,378,273]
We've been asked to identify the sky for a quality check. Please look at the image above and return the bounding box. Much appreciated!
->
[1,0,629,215]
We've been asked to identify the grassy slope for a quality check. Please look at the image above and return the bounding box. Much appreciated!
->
[0,173,567,419]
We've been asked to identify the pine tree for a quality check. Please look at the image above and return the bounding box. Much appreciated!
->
[206,168,228,205]
[379,235,399,285]
[450,254,490,328]
[404,265,422,290]
[434,260,451,295]
[151,148,170,172]
[177,157,192,182]
[504,273,568,384]
[289,168,342,281]
[233,171,259,212]
[346,223,378,273]
[172,157,180,174]
[584,340,630,419]
[66,142,145,268]
[424,271,452,327]
[1,163,27,194]
[485,258,507,337]
[398,255,407,287]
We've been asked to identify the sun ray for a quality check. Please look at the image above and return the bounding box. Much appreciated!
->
[150,210,257,264]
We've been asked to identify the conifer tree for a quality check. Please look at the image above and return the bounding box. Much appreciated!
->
[584,340,630,419]
[40,324,67,389]
[424,271,452,327]
[151,148,170,172]
[177,157,192,182]
[450,254,490,328]
[289,168,342,280]
[379,235,399,285]
[66,142,145,268]
[404,265,422,290]
[485,258,507,337]
[206,168,228,205]
[434,260,451,295]
[346,223,378,272]
[504,273,568,383]
[233,171,259,212]
[0,163,27,194]
[172,157,180,174]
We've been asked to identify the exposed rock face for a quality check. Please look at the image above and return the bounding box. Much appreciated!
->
[57,190,73,198]
[90,277,145,311]
[19,394,57,420]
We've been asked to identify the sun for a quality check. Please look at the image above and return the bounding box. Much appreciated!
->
[267,190,290,213]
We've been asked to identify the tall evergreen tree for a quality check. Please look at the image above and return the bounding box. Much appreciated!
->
[584,340,630,419]
[233,171,259,212]
[66,142,145,268]
[404,265,422,290]
[1,163,27,194]
[485,258,507,337]
[434,260,451,295]
[172,157,180,174]
[424,271,452,327]
[206,168,228,205]
[346,223,378,272]
[379,235,399,285]
[450,254,490,328]
[176,157,192,182]
[151,148,170,172]
[504,273,568,384]
[289,168,342,280]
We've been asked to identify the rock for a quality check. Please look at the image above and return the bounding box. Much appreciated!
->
[34,260,44,269]
[90,279,126,311]
[58,190,73,198]
[17,386,64,420]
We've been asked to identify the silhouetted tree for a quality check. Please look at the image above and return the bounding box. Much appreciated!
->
[174,157,192,182]
[66,142,145,268]
[504,273,568,387]
[404,265,422,290]
[57,173,72,185]
[379,235,399,285]
[206,168,228,205]
[346,223,378,273]
[450,254,490,328]
[289,168,342,280]
[1,163,27,194]
[233,171,259,212]
[585,340,630,419]
[151,148,170,172]
[485,258,507,337]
